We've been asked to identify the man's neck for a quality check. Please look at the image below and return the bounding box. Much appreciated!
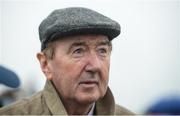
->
[62,100,94,115]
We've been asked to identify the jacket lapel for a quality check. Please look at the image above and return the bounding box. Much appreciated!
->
[95,87,115,115]
[43,80,68,115]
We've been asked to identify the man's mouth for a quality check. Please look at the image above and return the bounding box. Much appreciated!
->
[79,80,98,87]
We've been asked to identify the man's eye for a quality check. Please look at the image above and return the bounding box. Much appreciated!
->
[98,48,108,56]
[72,48,85,57]
[99,48,107,53]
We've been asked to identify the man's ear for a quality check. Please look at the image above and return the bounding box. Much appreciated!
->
[36,52,52,80]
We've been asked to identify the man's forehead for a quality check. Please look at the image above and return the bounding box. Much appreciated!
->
[61,35,109,44]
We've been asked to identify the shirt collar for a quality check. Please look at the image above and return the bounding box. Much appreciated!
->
[87,102,95,116]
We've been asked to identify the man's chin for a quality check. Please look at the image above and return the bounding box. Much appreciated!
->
[75,94,100,105]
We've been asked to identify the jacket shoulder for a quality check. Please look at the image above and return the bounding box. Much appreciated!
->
[0,91,50,115]
[115,104,135,115]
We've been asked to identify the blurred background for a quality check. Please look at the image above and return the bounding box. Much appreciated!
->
[0,0,179,114]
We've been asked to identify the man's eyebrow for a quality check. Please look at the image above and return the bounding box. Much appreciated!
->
[71,41,86,47]
[96,40,111,46]
[69,40,111,50]
[67,41,86,53]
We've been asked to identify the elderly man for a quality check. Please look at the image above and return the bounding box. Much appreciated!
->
[0,7,134,115]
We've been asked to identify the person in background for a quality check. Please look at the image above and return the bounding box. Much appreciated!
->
[145,95,180,115]
[0,65,20,107]
[0,7,134,115]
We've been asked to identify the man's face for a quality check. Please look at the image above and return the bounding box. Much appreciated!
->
[46,35,111,105]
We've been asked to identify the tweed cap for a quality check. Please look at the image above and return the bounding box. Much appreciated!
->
[39,7,120,51]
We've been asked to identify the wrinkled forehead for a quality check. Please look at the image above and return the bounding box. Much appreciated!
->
[55,34,110,45]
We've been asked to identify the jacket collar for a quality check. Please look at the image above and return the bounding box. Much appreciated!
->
[43,80,115,115]
[95,87,115,115]
[43,80,67,115]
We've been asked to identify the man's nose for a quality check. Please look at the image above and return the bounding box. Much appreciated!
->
[85,53,101,73]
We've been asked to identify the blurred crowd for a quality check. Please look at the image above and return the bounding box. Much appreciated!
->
[0,65,36,107]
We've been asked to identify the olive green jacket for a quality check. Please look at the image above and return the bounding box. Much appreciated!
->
[0,80,134,115]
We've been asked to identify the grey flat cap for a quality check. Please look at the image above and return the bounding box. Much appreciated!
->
[39,7,120,51]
